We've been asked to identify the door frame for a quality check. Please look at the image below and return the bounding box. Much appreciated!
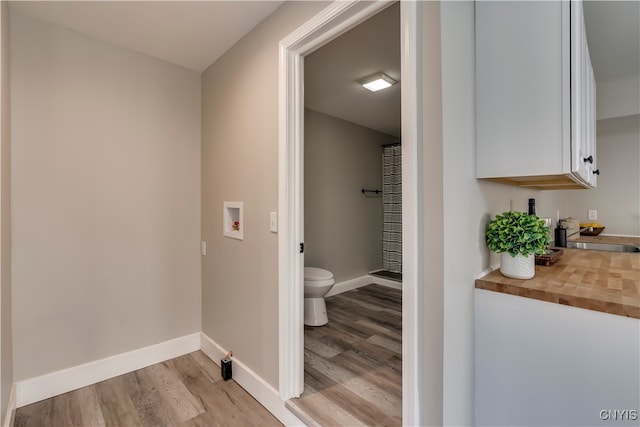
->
[278,1,423,424]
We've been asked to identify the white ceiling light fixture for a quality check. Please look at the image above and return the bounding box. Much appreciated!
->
[358,72,397,92]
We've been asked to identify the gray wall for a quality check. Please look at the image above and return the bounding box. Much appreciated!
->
[10,11,202,381]
[201,1,329,390]
[558,115,640,236]
[0,2,598,425]
[304,109,396,282]
[0,1,12,422]
[200,1,561,422]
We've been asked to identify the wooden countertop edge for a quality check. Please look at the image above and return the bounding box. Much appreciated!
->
[475,280,640,319]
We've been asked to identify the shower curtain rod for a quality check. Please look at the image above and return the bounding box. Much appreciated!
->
[361,188,382,195]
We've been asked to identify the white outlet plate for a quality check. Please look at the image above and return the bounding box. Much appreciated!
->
[270,212,278,233]
[588,210,598,220]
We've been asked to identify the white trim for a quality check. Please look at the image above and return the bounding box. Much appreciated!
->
[400,1,422,425]
[279,0,421,423]
[15,333,200,408]
[2,384,15,427]
[324,275,371,297]
[200,333,305,427]
[278,0,395,402]
[324,274,402,297]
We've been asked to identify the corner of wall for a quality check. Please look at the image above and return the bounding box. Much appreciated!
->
[0,1,13,424]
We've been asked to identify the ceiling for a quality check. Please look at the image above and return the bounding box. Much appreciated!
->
[8,1,640,134]
[583,1,640,83]
[304,2,400,137]
[304,1,639,137]
[9,1,284,72]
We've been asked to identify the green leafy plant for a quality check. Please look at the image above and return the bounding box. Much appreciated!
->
[486,211,550,257]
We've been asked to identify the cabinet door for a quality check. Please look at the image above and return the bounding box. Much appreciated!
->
[476,1,566,179]
[588,55,598,187]
[570,0,597,187]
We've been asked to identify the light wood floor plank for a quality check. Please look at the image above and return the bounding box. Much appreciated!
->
[219,380,284,426]
[95,376,144,427]
[15,351,282,427]
[292,284,402,426]
[14,397,54,427]
[52,391,85,427]
[305,351,401,419]
[75,387,107,427]
[188,350,222,383]
[144,362,205,423]
[287,383,367,427]
[122,369,181,427]
[303,365,399,427]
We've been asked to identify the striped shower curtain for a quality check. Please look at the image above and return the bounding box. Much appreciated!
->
[382,144,402,273]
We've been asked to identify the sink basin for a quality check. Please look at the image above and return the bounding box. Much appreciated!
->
[566,241,640,253]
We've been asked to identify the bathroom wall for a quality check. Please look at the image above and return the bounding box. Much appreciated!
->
[201,1,329,390]
[557,115,640,236]
[304,109,396,283]
[10,11,201,381]
[0,0,12,422]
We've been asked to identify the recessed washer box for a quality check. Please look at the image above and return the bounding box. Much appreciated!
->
[223,202,243,240]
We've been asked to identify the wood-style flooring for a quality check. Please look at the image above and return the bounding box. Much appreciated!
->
[369,270,402,282]
[287,284,402,427]
[15,351,282,427]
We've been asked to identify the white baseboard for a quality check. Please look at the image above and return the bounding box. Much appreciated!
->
[15,332,200,408]
[325,275,372,297]
[199,333,305,427]
[324,274,402,296]
[2,383,15,427]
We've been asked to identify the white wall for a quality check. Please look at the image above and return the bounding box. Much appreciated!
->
[304,109,396,282]
[10,12,201,381]
[596,76,640,120]
[559,115,640,236]
[0,0,12,422]
[440,2,563,424]
[201,1,329,390]
[476,289,640,427]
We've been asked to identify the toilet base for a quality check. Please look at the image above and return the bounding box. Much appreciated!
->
[304,297,328,326]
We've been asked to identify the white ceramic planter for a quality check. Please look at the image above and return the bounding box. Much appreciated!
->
[500,253,535,279]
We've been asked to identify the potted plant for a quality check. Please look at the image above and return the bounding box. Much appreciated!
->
[486,211,550,279]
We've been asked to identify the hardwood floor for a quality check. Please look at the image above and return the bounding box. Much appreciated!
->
[15,351,282,427]
[369,270,402,282]
[287,284,402,427]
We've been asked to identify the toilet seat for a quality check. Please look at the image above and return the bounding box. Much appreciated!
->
[304,267,334,287]
[304,267,333,281]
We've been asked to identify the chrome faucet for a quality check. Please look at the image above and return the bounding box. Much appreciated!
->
[568,227,591,238]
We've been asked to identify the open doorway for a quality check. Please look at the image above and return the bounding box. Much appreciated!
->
[278,1,422,425]
[292,4,402,424]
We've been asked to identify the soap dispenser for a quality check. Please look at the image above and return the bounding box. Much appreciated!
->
[555,223,567,247]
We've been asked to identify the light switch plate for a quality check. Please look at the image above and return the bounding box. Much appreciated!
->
[588,210,597,220]
[270,212,278,233]
[201,241,207,256]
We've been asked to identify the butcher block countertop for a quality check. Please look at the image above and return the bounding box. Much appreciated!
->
[476,247,640,319]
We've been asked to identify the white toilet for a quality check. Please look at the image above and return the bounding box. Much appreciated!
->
[304,267,335,326]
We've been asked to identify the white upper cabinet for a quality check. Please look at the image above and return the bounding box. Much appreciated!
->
[476,0,597,190]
